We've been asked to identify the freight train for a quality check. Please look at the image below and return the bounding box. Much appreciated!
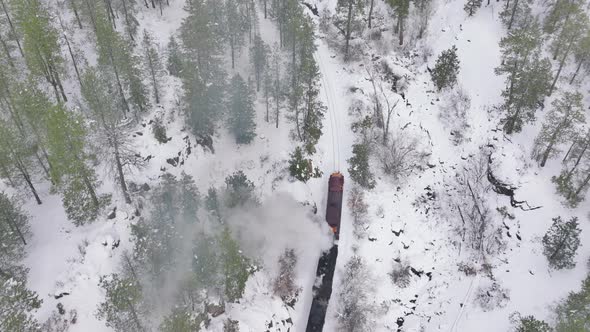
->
[326,172,344,240]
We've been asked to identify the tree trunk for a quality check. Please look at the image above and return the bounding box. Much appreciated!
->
[121,0,135,42]
[0,33,14,68]
[504,107,521,135]
[151,0,156,8]
[114,144,131,204]
[549,38,574,96]
[51,65,68,102]
[143,0,149,8]
[368,0,375,28]
[507,0,519,30]
[18,162,42,205]
[69,0,84,29]
[264,0,267,18]
[565,132,590,180]
[103,0,117,30]
[147,51,160,104]
[399,17,404,45]
[0,0,24,57]
[4,211,26,245]
[108,47,131,116]
[82,171,100,208]
[569,58,585,84]
[344,0,353,61]
[540,118,569,167]
[230,38,235,69]
[571,170,590,201]
[64,33,83,88]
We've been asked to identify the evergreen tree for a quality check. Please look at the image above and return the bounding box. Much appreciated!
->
[13,0,68,102]
[496,17,551,134]
[224,171,255,207]
[335,0,364,58]
[46,104,105,225]
[142,30,164,104]
[166,36,183,77]
[500,0,532,30]
[348,142,375,189]
[386,0,410,45]
[219,227,251,302]
[132,173,200,282]
[570,29,590,84]
[511,313,552,332]
[225,0,246,69]
[81,68,140,204]
[227,74,256,144]
[532,92,585,167]
[555,275,590,331]
[0,120,42,204]
[542,216,581,270]
[431,46,460,91]
[97,273,146,332]
[298,19,324,155]
[116,0,140,42]
[464,0,482,17]
[288,146,322,182]
[0,193,30,272]
[94,3,147,115]
[250,35,269,92]
[160,307,206,332]
[180,0,226,139]
[543,0,585,35]
[547,8,588,95]
[0,273,41,331]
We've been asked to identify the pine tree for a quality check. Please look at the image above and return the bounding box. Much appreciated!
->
[97,273,146,332]
[166,36,183,77]
[542,216,581,270]
[386,0,410,45]
[511,313,552,332]
[250,35,269,92]
[543,0,585,35]
[288,146,321,182]
[219,227,251,302]
[0,120,42,204]
[117,0,140,42]
[224,171,255,207]
[464,0,482,16]
[0,193,30,267]
[298,19,325,155]
[348,142,375,189]
[555,275,590,331]
[547,9,588,95]
[500,0,532,30]
[0,273,41,331]
[225,0,246,69]
[13,0,68,102]
[431,46,460,91]
[227,74,256,145]
[81,68,140,204]
[160,307,206,332]
[532,92,585,167]
[142,30,164,104]
[180,0,226,139]
[570,29,590,84]
[335,0,364,59]
[496,17,551,134]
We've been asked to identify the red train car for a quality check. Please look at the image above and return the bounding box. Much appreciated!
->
[325,172,344,239]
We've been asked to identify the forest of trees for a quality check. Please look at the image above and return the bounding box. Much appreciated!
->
[0,0,589,330]
[0,0,329,329]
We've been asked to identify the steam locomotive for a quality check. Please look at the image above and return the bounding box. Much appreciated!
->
[325,172,344,240]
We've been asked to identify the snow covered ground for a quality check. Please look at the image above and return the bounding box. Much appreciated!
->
[11,0,590,331]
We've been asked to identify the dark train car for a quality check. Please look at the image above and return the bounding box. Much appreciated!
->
[325,172,344,239]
